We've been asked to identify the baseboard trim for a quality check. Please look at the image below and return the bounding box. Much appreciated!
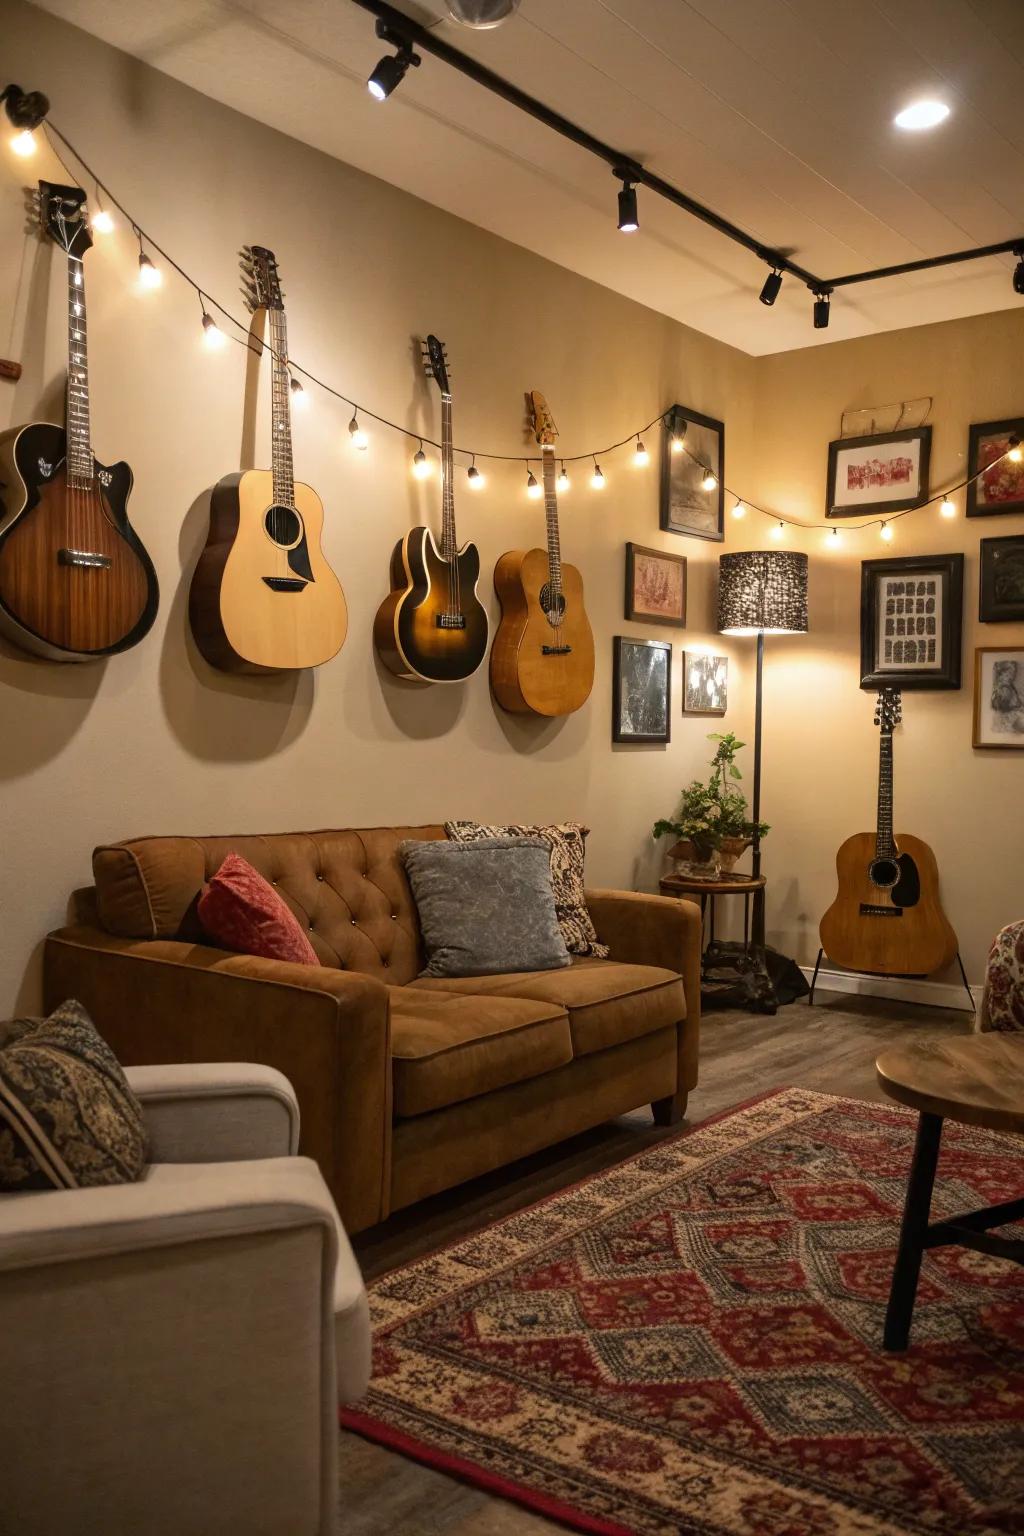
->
[801,963,978,1014]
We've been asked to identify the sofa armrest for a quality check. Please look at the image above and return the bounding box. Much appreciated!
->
[127,1061,300,1163]
[44,927,393,1232]
[976,919,1024,1033]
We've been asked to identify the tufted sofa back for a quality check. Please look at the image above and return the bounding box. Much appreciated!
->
[92,826,447,986]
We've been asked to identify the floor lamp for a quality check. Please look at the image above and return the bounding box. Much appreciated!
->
[717,549,809,1007]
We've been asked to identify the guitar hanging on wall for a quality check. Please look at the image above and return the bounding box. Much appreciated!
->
[0,181,159,661]
[819,687,958,976]
[189,245,347,673]
[490,390,594,716]
[373,334,488,683]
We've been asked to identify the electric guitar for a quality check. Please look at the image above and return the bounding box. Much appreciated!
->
[0,181,158,661]
[490,391,594,715]
[189,245,347,672]
[819,688,957,976]
[373,335,488,683]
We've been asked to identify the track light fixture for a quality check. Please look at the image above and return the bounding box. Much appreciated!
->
[812,290,831,329]
[1013,249,1024,296]
[615,167,639,233]
[367,21,421,101]
[759,269,783,306]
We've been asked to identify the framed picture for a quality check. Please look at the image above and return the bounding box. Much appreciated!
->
[980,535,1024,623]
[966,417,1024,518]
[860,555,963,691]
[612,637,671,744]
[973,648,1024,749]
[683,652,727,715]
[659,405,724,541]
[826,428,932,519]
[624,543,687,626]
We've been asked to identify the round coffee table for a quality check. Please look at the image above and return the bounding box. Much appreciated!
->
[875,1032,1024,1350]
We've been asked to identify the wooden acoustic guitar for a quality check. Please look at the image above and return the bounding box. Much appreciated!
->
[490,392,594,717]
[0,181,158,661]
[820,687,957,976]
[189,245,347,673]
[373,335,488,683]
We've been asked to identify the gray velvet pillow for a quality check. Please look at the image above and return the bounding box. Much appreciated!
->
[400,837,571,979]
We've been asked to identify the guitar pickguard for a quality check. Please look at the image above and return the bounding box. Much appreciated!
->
[889,852,921,908]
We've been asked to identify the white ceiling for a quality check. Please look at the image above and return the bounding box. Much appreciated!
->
[32,0,1024,354]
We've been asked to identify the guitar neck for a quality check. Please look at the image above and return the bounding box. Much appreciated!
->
[65,253,93,489]
[440,392,456,560]
[876,732,895,860]
[540,447,563,597]
[268,306,295,506]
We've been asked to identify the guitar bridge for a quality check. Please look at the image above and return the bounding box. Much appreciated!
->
[541,645,572,655]
[859,903,903,917]
[57,549,112,569]
[436,613,466,630]
[262,576,308,592]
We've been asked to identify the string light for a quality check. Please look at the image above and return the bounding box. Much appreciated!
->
[91,201,114,234]
[557,463,570,493]
[10,128,37,157]
[526,469,542,499]
[731,500,746,520]
[412,441,432,479]
[670,419,686,453]
[136,228,161,289]
[348,411,369,450]
[201,311,225,350]
[633,438,649,467]
[467,456,484,489]
[1007,435,1022,463]
[590,459,606,490]
[1,84,49,158]
[289,375,307,409]
[939,497,957,519]
[880,521,894,542]
[701,468,718,492]
[770,521,785,540]
[826,526,842,548]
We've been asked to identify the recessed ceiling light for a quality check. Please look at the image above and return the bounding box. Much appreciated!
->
[894,99,950,131]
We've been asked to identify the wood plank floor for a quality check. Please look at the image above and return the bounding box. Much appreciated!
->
[340,990,972,1534]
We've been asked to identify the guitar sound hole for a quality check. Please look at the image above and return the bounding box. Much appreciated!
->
[539,583,566,626]
[869,857,901,890]
[264,505,302,547]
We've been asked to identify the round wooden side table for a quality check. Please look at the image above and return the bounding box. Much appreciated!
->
[875,1032,1024,1351]
[659,872,775,1013]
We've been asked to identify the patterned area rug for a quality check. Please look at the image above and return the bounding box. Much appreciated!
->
[341,1089,1024,1536]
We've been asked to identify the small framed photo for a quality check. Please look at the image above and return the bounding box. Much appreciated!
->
[980,535,1024,623]
[967,418,1024,518]
[612,636,671,744]
[860,554,963,691]
[973,648,1024,749]
[660,405,724,542]
[624,543,687,626]
[827,428,932,519]
[683,653,728,715]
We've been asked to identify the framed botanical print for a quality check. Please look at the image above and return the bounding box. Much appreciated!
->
[860,554,963,691]
[973,648,1024,748]
[683,652,728,715]
[980,535,1024,623]
[966,418,1024,518]
[659,405,724,542]
[612,637,671,744]
[827,428,932,519]
[624,543,687,626]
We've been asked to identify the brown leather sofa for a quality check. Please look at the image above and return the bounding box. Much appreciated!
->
[44,825,701,1233]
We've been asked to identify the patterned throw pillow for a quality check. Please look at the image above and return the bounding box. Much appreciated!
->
[0,999,147,1191]
[198,852,320,967]
[445,820,609,958]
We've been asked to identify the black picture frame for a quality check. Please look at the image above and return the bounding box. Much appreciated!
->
[980,535,1024,623]
[860,554,963,691]
[826,427,932,519]
[659,405,724,542]
[966,417,1024,518]
[612,636,672,743]
[624,543,687,626]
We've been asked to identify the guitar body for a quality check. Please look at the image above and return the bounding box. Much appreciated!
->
[189,469,348,674]
[491,546,594,715]
[374,525,488,683]
[820,831,958,977]
[0,422,158,661]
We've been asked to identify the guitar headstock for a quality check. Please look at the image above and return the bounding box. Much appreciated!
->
[528,390,558,447]
[423,334,451,395]
[37,181,92,259]
[241,245,284,312]
[874,687,902,733]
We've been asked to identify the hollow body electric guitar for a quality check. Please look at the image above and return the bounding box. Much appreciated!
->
[0,182,158,661]
[374,335,488,683]
[491,391,594,716]
[820,688,957,976]
[189,246,347,673]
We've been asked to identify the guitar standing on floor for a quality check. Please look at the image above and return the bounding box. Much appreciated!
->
[373,335,488,683]
[490,391,595,716]
[189,245,347,672]
[0,181,159,661]
[819,687,957,977]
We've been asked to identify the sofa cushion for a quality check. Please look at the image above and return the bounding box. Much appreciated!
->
[410,957,684,1058]
[389,988,572,1118]
[198,854,321,967]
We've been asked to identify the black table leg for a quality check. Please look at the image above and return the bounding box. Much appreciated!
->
[883,1111,943,1351]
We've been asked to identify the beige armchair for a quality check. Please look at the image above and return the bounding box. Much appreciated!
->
[0,1061,369,1536]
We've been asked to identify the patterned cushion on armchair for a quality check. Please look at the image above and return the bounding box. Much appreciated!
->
[977,921,1024,1032]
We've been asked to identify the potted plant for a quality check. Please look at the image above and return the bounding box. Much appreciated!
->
[653,733,768,877]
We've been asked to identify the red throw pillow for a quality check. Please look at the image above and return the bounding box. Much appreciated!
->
[197,853,320,967]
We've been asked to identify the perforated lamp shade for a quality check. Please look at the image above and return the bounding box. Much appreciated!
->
[717,550,808,636]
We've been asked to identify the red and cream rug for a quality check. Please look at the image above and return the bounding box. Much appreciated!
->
[341,1089,1024,1536]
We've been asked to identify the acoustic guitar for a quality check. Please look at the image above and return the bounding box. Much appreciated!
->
[0,181,158,661]
[373,335,488,683]
[189,245,347,673]
[820,687,957,976]
[490,391,594,716]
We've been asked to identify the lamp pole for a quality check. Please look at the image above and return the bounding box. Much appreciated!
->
[751,630,764,883]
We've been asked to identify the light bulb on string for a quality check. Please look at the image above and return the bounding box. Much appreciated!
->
[1006,435,1022,464]
[526,468,542,500]
[770,521,785,540]
[412,441,432,480]
[136,229,161,289]
[91,198,114,234]
[466,456,484,489]
[939,497,957,519]
[633,439,649,467]
[880,521,894,542]
[348,411,369,450]
[701,469,718,492]
[201,310,225,350]
[731,500,746,520]
[10,128,36,158]
[669,414,686,453]
[556,463,570,494]
[826,526,842,548]
[590,459,606,490]
[289,375,307,409]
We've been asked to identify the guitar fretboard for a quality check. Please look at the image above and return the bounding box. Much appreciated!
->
[876,732,895,860]
[66,255,92,488]
[540,447,563,598]
[268,306,295,507]
[439,393,457,563]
